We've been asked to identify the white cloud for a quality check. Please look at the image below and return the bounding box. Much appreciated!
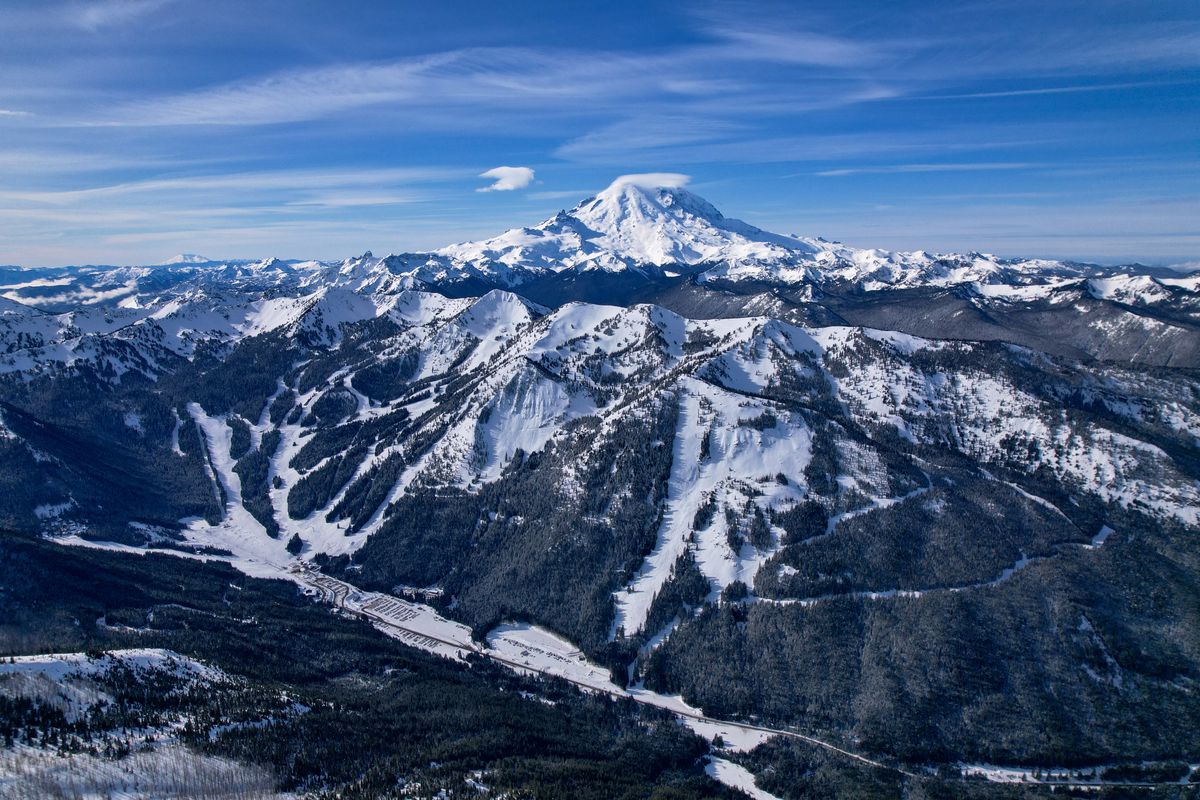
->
[477,166,535,192]
[607,173,691,190]
[0,109,32,117]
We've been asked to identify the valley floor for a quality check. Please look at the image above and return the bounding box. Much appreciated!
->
[35,532,1200,797]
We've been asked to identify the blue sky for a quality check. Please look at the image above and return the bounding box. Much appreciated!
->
[1,0,1197,267]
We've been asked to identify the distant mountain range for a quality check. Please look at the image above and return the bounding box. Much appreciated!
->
[4,175,1199,374]
[8,174,1198,294]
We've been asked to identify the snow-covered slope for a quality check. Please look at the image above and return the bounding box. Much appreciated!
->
[13,289,1182,603]
[0,177,1195,565]
[2,244,1197,774]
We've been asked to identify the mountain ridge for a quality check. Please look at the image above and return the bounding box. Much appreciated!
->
[4,176,1196,374]
[6,176,1196,299]
[1,178,1198,787]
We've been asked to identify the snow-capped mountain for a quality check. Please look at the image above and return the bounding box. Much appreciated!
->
[163,253,215,265]
[425,174,1112,291]
[0,175,1197,378]
[2,176,1198,786]
[3,175,1192,307]
[435,173,821,277]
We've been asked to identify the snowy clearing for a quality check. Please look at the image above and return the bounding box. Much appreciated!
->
[705,757,782,800]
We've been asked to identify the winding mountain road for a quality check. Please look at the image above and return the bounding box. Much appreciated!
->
[292,563,1197,791]
[292,564,914,776]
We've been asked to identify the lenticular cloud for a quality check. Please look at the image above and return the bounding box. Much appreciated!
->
[478,166,535,192]
[608,172,691,190]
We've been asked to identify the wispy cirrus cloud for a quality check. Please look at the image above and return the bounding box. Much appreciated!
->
[778,193,1200,263]
[705,26,882,67]
[284,192,418,208]
[1,166,466,205]
[87,47,673,128]
[68,0,175,31]
[82,39,900,129]
[554,116,749,163]
[0,164,493,265]
[694,3,1200,83]
[816,162,1042,177]
[99,57,441,126]
[556,116,1068,167]
[687,3,899,67]
[57,2,1177,136]
[917,80,1191,100]
[527,188,596,201]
